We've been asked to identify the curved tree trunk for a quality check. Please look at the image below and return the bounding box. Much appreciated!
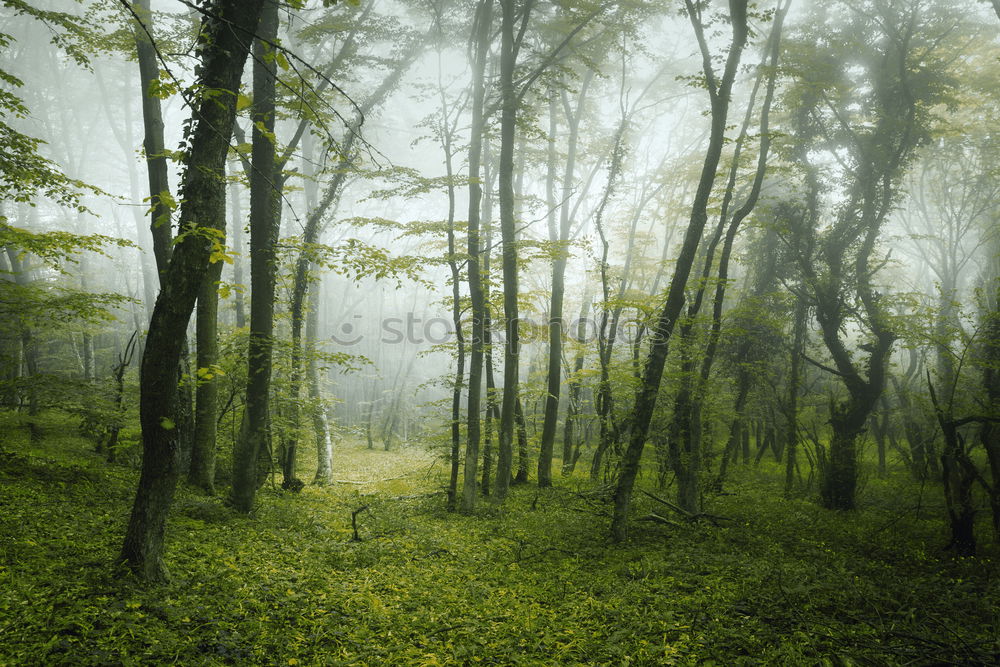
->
[120,0,265,581]
[611,0,749,542]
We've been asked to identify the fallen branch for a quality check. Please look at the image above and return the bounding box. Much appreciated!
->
[640,488,734,526]
[637,513,684,529]
[335,474,410,485]
[360,490,448,502]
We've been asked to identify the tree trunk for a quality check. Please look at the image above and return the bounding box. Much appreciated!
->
[5,247,39,415]
[438,48,465,509]
[189,254,224,494]
[229,179,246,329]
[785,299,806,497]
[482,357,498,495]
[133,0,172,275]
[462,0,493,513]
[119,0,264,581]
[482,207,498,495]
[538,90,561,488]
[611,1,749,541]
[538,77,585,488]
[514,395,529,485]
[232,0,279,513]
[307,281,334,485]
[563,290,590,475]
[494,0,523,503]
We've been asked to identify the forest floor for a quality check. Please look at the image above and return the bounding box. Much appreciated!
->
[1,412,999,665]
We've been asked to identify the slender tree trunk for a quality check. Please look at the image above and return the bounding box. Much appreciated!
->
[717,393,745,486]
[284,42,420,491]
[307,281,334,485]
[494,0,523,503]
[482,349,498,495]
[232,0,279,512]
[132,0,193,477]
[79,249,95,382]
[563,290,590,475]
[190,254,223,494]
[785,299,806,497]
[481,196,499,495]
[105,333,138,461]
[514,395,529,484]
[5,247,39,415]
[537,68,591,486]
[591,122,630,482]
[436,42,465,509]
[462,0,493,512]
[229,180,246,329]
[133,0,171,275]
[611,1,748,542]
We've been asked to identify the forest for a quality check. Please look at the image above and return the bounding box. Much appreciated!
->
[2,0,1000,663]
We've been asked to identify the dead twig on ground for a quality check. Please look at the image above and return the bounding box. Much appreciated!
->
[640,488,735,526]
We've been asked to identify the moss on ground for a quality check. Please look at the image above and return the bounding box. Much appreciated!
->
[1,411,998,665]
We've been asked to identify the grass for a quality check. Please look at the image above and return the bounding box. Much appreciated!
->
[1,411,998,665]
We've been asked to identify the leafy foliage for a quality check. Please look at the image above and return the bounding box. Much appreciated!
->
[0,222,136,271]
[2,414,998,665]
[0,1,106,208]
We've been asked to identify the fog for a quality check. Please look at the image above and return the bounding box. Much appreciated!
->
[3,0,1000,538]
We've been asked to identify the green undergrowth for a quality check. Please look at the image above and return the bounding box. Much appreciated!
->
[1,412,998,665]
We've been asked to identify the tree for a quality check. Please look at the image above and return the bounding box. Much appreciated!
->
[610,0,750,542]
[662,1,785,513]
[461,0,493,512]
[783,0,956,511]
[492,0,524,502]
[232,0,280,511]
[119,0,265,580]
[283,15,422,491]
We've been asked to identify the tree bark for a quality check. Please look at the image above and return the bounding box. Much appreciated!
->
[462,0,493,513]
[494,0,524,503]
[119,0,264,581]
[232,0,279,512]
[610,0,748,542]
[189,252,223,494]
